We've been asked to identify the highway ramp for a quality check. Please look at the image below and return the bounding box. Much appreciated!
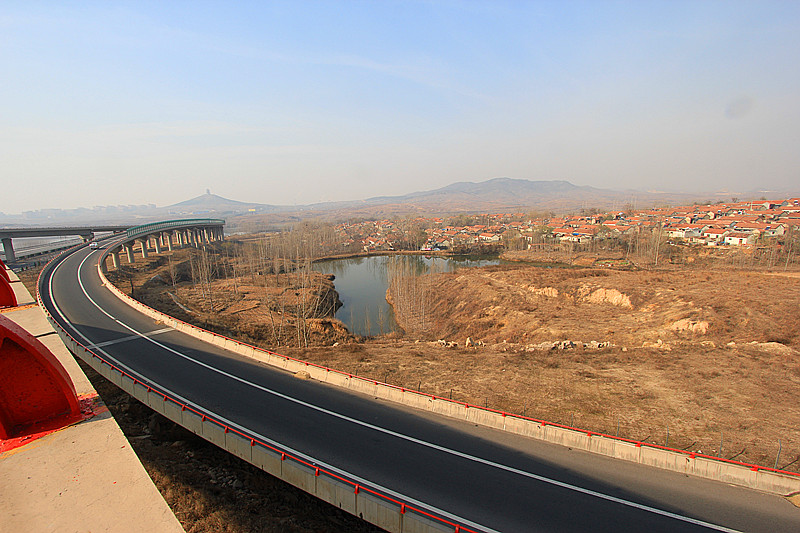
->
[39,244,800,532]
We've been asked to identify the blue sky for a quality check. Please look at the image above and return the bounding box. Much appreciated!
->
[2,1,799,212]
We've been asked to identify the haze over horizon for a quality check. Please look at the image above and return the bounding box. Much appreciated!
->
[2,1,799,213]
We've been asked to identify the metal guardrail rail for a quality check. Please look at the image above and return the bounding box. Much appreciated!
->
[125,219,225,239]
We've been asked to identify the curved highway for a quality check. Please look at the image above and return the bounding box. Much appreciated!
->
[40,243,800,532]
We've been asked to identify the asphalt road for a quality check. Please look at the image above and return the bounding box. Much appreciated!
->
[39,244,800,532]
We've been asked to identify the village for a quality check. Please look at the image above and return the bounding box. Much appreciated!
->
[332,197,800,253]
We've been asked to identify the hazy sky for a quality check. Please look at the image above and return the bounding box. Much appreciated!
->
[2,1,799,212]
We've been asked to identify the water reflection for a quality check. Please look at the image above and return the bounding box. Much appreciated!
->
[313,255,502,336]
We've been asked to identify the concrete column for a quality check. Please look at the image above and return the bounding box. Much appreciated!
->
[153,235,162,254]
[165,232,173,251]
[100,258,108,274]
[203,228,210,243]
[1,238,15,262]
[112,250,121,269]
[139,239,149,259]
[124,244,135,263]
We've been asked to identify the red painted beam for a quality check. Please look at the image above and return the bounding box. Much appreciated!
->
[0,314,81,440]
[0,276,16,307]
[0,257,9,282]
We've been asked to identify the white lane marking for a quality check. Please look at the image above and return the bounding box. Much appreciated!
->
[86,327,173,349]
[68,252,740,533]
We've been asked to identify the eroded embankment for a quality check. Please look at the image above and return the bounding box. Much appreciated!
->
[388,265,800,349]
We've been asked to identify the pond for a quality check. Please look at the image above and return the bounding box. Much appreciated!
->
[312,255,504,336]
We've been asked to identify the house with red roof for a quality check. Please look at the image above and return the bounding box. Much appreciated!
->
[724,232,756,246]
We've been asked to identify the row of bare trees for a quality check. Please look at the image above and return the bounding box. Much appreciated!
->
[519,224,800,270]
[230,224,346,348]
[387,257,434,336]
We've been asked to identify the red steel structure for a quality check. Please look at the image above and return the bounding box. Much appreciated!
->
[0,314,82,440]
[0,257,10,282]
[0,276,16,308]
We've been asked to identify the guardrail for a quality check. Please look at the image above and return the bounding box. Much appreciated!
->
[92,240,800,497]
[4,238,83,261]
[36,242,481,533]
[125,219,225,239]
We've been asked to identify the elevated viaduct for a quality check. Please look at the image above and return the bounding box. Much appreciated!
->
[0,225,130,262]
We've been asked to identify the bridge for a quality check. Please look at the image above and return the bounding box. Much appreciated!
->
[26,219,800,532]
[97,218,224,270]
[0,225,130,262]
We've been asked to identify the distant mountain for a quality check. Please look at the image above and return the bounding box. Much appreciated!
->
[301,178,700,218]
[165,191,282,216]
[169,192,255,208]
[7,179,795,228]
[363,178,606,207]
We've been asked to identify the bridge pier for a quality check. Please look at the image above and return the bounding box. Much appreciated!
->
[111,250,121,269]
[153,236,162,254]
[165,232,173,252]
[1,238,15,262]
[124,244,135,263]
[139,239,149,259]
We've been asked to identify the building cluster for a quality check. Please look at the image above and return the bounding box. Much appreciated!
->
[332,198,800,252]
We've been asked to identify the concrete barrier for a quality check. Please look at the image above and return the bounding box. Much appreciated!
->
[402,511,455,533]
[251,444,282,478]
[282,459,316,494]
[357,491,402,533]
[226,431,253,463]
[146,389,167,415]
[202,417,227,448]
[316,475,358,516]
[93,256,800,499]
[163,399,184,427]
[181,409,204,437]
